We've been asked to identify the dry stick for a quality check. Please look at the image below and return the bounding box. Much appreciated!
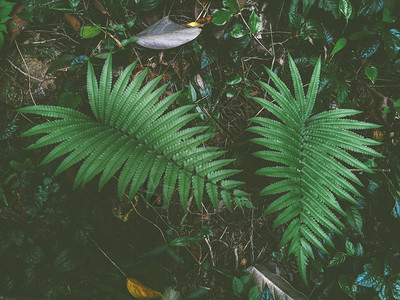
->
[32,29,79,44]
[131,46,143,65]
[88,235,127,277]
[162,46,184,76]
[256,245,266,261]
[250,208,255,264]
[308,284,318,299]
[234,246,239,272]
[114,179,171,243]
[205,236,216,266]
[267,23,276,85]
[202,107,235,139]
[31,38,61,44]
[195,0,211,21]
[7,59,44,82]
[239,13,273,57]
[129,196,168,244]
[253,23,277,119]
[243,21,274,263]
[130,193,204,264]
[179,194,194,228]
[14,41,37,105]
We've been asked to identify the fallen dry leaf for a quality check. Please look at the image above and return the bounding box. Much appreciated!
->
[196,16,211,24]
[93,0,108,15]
[186,22,201,27]
[126,277,162,299]
[9,5,29,46]
[248,265,308,300]
[64,14,81,32]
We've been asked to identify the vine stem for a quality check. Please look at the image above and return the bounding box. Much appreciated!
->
[88,235,127,277]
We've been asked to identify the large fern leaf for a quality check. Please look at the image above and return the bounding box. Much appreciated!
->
[18,53,248,211]
[249,54,383,283]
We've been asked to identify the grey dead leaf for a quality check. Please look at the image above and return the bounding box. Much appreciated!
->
[162,286,182,299]
[135,16,202,50]
[248,265,308,300]
[195,74,205,90]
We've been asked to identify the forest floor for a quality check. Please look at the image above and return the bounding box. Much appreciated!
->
[1,0,400,299]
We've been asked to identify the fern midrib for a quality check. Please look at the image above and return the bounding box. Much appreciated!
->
[298,123,310,259]
[100,117,239,198]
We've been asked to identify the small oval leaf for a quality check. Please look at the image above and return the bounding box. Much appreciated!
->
[248,286,259,300]
[230,26,247,38]
[249,11,262,34]
[328,252,346,267]
[201,49,217,69]
[80,25,101,39]
[226,74,242,85]
[223,0,239,10]
[232,276,244,296]
[345,240,355,256]
[212,8,235,26]
[331,37,347,56]
[383,28,400,60]
[58,92,82,108]
[339,0,353,21]
[364,65,378,83]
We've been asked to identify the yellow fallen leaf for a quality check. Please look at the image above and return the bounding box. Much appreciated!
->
[186,22,201,27]
[126,277,162,299]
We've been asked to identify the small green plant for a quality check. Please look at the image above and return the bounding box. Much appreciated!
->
[249,54,383,283]
[231,270,258,299]
[0,0,15,50]
[212,0,262,35]
[18,53,249,211]
[355,259,400,300]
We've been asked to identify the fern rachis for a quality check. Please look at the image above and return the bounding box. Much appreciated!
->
[249,54,383,283]
[18,53,249,211]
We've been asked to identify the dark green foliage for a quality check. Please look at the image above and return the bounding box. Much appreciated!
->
[383,29,400,60]
[201,49,217,69]
[249,54,382,283]
[356,260,400,300]
[393,197,400,218]
[135,0,162,12]
[0,172,167,298]
[325,166,400,299]
[0,123,18,140]
[338,274,358,299]
[0,0,14,50]
[99,0,127,20]
[46,53,77,74]
[318,0,339,18]
[22,0,64,22]
[357,0,383,18]
[289,0,339,17]
[257,286,273,300]
[351,38,381,60]
[18,53,248,211]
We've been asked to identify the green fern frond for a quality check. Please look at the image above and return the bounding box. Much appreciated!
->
[250,54,383,284]
[18,53,248,211]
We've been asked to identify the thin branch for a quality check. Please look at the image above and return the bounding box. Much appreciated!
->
[88,235,127,277]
